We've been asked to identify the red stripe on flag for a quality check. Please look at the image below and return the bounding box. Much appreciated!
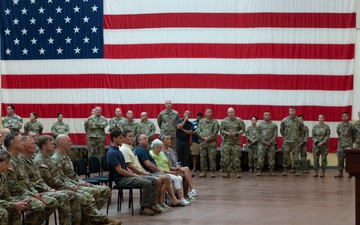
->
[104,44,354,59]
[104,13,356,29]
[2,104,351,122]
[1,74,353,91]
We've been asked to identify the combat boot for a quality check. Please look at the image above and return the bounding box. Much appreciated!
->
[256,168,262,176]
[106,217,122,225]
[236,172,241,178]
[295,168,300,176]
[319,169,325,177]
[313,170,318,177]
[270,168,276,176]
[248,167,253,173]
[282,167,288,176]
[210,171,216,178]
[335,170,343,178]
[222,171,230,178]
[289,169,294,173]
[199,171,207,178]
[253,168,257,173]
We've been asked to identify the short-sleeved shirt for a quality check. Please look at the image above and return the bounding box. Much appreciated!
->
[150,150,170,171]
[120,144,145,172]
[176,118,194,142]
[107,145,128,182]
[134,146,158,172]
[192,119,200,143]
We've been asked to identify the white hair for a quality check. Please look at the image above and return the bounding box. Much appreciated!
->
[151,139,163,149]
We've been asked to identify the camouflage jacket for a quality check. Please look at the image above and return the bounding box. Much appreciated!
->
[51,150,84,185]
[2,114,23,133]
[120,119,140,137]
[24,120,43,136]
[51,122,70,138]
[299,125,309,144]
[139,120,156,141]
[245,125,260,147]
[108,117,125,133]
[337,122,356,147]
[0,173,14,210]
[86,115,108,138]
[280,116,304,143]
[197,118,219,142]
[312,123,331,146]
[219,117,245,144]
[157,109,179,135]
[258,120,278,144]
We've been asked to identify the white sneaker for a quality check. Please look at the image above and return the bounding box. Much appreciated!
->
[180,198,191,206]
[156,204,167,213]
[161,203,173,211]
[186,196,196,203]
[188,189,198,197]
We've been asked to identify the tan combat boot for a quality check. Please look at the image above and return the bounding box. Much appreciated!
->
[270,168,276,176]
[282,167,288,176]
[248,167,253,173]
[256,168,262,176]
[222,171,230,178]
[319,169,325,177]
[236,171,242,178]
[199,171,207,178]
[210,171,216,178]
[313,170,318,177]
[335,170,343,178]
[295,168,300,176]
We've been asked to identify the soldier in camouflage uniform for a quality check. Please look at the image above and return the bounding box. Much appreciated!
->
[0,129,10,151]
[296,115,309,173]
[219,108,245,178]
[196,108,219,178]
[257,111,278,176]
[2,105,23,133]
[354,111,360,148]
[139,112,156,148]
[4,133,59,225]
[0,150,28,225]
[120,110,140,141]
[108,108,125,133]
[157,100,180,152]
[245,116,259,174]
[280,106,304,176]
[24,112,43,137]
[19,135,74,225]
[51,113,70,139]
[84,108,95,147]
[312,114,331,177]
[35,135,121,225]
[52,134,111,210]
[86,106,108,161]
[335,112,357,178]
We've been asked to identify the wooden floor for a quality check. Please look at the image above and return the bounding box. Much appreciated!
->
[50,169,356,225]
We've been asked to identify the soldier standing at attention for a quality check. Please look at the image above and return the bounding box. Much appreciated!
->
[86,106,108,161]
[197,108,219,178]
[139,112,156,148]
[219,108,245,178]
[297,115,309,173]
[108,108,125,133]
[4,133,59,225]
[121,110,140,139]
[84,108,95,146]
[354,111,360,148]
[51,113,70,139]
[280,106,304,176]
[312,114,331,177]
[157,100,180,151]
[2,104,23,133]
[24,112,43,137]
[245,116,259,174]
[257,111,278,176]
[335,112,357,178]
[0,150,29,225]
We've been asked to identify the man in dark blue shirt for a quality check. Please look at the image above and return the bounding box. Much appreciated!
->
[107,129,160,216]
[176,110,194,167]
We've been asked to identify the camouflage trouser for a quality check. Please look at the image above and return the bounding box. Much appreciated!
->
[282,142,299,168]
[220,142,241,172]
[16,194,59,225]
[258,143,275,169]
[78,185,111,209]
[292,143,308,169]
[58,189,82,224]
[355,142,360,148]
[337,145,352,171]
[313,144,328,170]
[44,191,72,225]
[74,189,107,224]
[200,141,217,172]
[247,143,258,168]
[87,137,106,162]
[0,207,21,225]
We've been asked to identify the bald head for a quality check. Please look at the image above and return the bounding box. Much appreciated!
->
[228,107,235,119]
[55,134,72,153]
[0,128,11,137]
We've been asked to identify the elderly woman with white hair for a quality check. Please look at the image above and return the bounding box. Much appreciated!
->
[150,139,190,206]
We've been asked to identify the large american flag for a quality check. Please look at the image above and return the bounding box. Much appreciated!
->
[0,0,355,152]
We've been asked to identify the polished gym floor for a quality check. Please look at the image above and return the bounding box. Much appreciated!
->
[50,169,356,225]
